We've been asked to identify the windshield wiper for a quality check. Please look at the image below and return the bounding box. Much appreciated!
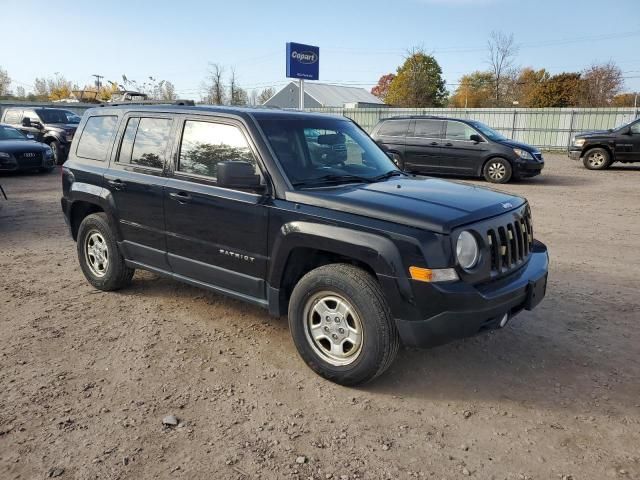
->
[292,174,375,188]
[371,170,407,182]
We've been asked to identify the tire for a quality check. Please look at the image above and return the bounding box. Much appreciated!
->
[583,147,611,170]
[483,157,513,183]
[77,212,134,291]
[391,153,405,170]
[288,263,400,386]
[48,140,62,165]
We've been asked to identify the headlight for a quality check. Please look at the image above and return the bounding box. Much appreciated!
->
[0,152,11,159]
[456,231,479,270]
[573,138,585,147]
[513,148,534,160]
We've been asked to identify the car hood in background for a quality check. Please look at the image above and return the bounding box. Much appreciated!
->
[287,176,526,234]
[0,140,49,153]
[497,138,540,152]
[574,130,610,138]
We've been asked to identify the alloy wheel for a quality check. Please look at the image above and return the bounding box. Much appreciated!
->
[488,161,507,180]
[85,231,109,277]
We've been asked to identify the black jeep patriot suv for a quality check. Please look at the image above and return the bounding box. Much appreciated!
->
[61,105,548,385]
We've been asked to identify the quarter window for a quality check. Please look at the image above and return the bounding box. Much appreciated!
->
[413,120,443,138]
[118,117,172,169]
[630,121,640,134]
[445,121,477,141]
[76,116,118,161]
[178,121,256,179]
[378,120,409,137]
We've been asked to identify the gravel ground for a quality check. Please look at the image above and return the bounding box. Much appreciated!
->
[1,155,639,480]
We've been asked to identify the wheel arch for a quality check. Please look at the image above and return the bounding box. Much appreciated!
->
[583,144,614,161]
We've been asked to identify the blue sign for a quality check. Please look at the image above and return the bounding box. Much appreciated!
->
[286,42,319,80]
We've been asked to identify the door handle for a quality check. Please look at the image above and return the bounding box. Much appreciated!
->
[444,143,453,147]
[169,191,191,203]
[429,142,439,146]
[106,179,125,190]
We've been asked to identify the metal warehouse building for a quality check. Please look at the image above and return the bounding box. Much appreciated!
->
[263,81,385,108]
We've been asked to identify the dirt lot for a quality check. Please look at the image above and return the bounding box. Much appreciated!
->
[1,154,639,480]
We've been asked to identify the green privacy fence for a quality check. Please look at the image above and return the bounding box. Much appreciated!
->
[307,107,640,150]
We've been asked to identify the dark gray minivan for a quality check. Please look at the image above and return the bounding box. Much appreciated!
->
[371,116,544,183]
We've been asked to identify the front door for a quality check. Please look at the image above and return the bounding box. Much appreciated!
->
[440,120,489,174]
[404,119,444,173]
[104,114,174,270]
[163,116,269,303]
[21,110,45,141]
[615,120,640,162]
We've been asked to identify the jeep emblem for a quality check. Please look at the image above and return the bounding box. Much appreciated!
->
[502,202,513,209]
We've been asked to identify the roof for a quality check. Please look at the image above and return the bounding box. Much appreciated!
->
[269,82,384,107]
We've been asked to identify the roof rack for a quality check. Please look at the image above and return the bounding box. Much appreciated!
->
[98,99,195,107]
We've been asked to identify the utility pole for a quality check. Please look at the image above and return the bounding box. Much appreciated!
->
[92,74,104,90]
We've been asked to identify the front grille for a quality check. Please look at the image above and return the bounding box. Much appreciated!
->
[18,152,43,168]
[486,209,533,275]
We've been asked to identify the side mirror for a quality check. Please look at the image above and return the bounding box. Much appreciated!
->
[217,161,263,191]
[26,134,35,140]
[21,117,31,127]
[470,134,483,143]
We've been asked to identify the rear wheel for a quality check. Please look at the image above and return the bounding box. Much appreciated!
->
[77,212,134,291]
[288,264,399,386]
[483,157,512,183]
[583,148,611,170]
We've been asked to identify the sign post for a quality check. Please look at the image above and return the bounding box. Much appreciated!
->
[286,42,319,110]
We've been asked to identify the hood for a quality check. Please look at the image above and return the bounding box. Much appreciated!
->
[0,139,49,153]
[575,130,610,138]
[497,138,539,152]
[287,176,526,234]
[46,123,77,132]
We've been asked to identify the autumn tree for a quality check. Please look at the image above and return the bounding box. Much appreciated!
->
[486,31,519,106]
[450,71,494,107]
[580,62,624,107]
[612,93,638,107]
[386,49,447,107]
[371,73,395,103]
[528,72,581,107]
[511,68,549,106]
[257,87,275,104]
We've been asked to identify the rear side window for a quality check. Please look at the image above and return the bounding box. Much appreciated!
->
[76,116,118,161]
[413,119,443,138]
[445,121,477,141]
[178,120,256,179]
[3,109,22,124]
[378,120,409,137]
[117,117,172,169]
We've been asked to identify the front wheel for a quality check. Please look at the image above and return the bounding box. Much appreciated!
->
[483,157,513,183]
[391,153,404,170]
[49,141,62,165]
[583,148,611,170]
[77,212,134,291]
[288,264,399,386]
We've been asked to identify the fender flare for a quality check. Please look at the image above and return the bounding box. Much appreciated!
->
[67,182,121,240]
[267,221,413,299]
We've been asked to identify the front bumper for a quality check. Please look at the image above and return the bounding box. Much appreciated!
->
[568,149,581,160]
[393,240,549,347]
[0,154,54,171]
[513,160,543,178]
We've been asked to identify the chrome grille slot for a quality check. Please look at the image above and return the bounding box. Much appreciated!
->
[485,207,533,277]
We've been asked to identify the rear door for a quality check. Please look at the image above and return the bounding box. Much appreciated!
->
[374,119,409,159]
[440,120,489,174]
[163,116,269,303]
[404,119,444,172]
[615,120,640,162]
[104,114,174,271]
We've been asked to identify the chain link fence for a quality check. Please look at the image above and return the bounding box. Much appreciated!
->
[307,107,640,151]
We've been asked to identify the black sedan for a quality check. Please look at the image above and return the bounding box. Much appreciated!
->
[0,124,55,172]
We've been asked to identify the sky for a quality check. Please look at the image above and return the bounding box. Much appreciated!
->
[3,0,640,98]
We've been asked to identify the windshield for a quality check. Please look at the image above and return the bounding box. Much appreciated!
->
[0,125,27,140]
[257,117,400,187]
[613,118,639,131]
[36,109,73,124]
[65,112,81,124]
[470,121,508,142]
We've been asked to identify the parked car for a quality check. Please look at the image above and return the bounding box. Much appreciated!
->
[371,116,544,183]
[568,117,640,169]
[0,124,55,172]
[61,105,548,385]
[0,107,78,164]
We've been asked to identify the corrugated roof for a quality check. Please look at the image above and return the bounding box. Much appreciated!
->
[283,82,384,107]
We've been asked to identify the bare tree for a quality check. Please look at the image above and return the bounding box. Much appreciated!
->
[580,61,624,106]
[202,63,226,105]
[257,87,275,105]
[0,66,10,96]
[247,89,258,106]
[228,68,247,106]
[486,31,519,106]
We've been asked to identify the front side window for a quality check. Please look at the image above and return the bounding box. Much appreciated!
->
[413,119,443,138]
[36,109,71,123]
[630,120,640,134]
[378,120,409,137]
[118,117,172,169]
[178,120,256,179]
[258,118,399,186]
[76,116,118,161]
[445,121,478,141]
